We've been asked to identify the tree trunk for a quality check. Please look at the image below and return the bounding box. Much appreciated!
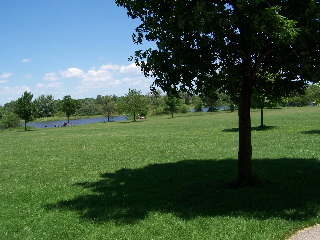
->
[260,107,264,127]
[24,121,27,131]
[238,75,253,185]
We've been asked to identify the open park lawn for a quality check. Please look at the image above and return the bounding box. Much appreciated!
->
[1,106,320,240]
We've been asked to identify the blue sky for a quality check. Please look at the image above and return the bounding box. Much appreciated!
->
[0,0,155,105]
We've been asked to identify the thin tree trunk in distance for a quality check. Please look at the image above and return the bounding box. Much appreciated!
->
[260,107,264,127]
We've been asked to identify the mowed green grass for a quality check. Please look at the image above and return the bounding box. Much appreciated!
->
[1,107,320,240]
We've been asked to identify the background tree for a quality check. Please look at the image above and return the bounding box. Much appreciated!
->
[282,93,311,107]
[164,94,183,118]
[116,0,319,185]
[200,88,230,112]
[121,89,148,122]
[305,84,320,105]
[193,97,203,112]
[77,98,101,116]
[102,95,118,122]
[2,101,16,114]
[0,106,4,119]
[96,95,103,105]
[252,72,305,127]
[282,84,320,107]
[0,112,21,129]
[14,91,34,131]
[62,95,78,123]
[33,94,55,118]
[147,89,164,115]
[180,92,192,105]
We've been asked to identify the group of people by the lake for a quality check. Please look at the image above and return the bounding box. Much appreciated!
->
[54,122,73,127]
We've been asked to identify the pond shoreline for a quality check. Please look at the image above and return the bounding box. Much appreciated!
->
[25,116,127,129]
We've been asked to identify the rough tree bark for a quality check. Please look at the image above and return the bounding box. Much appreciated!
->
[237,60,253,185]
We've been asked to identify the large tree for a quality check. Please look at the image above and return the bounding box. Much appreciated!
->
[14,91,34,131]
[116,0,319,185]
[62,95,78,123]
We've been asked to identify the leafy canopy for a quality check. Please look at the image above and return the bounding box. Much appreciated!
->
[62,95,78,122]
[14,91,34,131]
[116,0,319,95]
[121,89,148,121]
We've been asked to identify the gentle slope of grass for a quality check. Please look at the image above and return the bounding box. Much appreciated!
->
[1,107,320,239]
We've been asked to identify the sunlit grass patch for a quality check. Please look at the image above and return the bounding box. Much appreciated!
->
[1,107,320,239]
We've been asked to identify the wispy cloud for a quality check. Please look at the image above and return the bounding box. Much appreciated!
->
[37,82,63,88]
[0,85,30,95]
[43,72,59,81]
[60,68,85,78]
[0,72,13,79]
[22,59,31,63]
[24,74,33,79]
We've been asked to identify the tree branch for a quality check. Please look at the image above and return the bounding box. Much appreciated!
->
[252,46,274,78]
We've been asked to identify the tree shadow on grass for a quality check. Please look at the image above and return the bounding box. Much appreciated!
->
[47,158,320,224]
[17,129,37,132]
[119,120,145,124]
[222,126,277,132]
[301,130,320,134]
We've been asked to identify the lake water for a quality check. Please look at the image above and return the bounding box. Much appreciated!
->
[27,106,230,129]
[26,116,127,129]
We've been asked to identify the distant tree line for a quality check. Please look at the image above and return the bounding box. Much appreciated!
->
[1,84,319,130]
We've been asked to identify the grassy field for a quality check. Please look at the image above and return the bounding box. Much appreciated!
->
[1,107,320,240]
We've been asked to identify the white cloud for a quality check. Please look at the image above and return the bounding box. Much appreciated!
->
[60,68,85,78]
[0,85,30,95]
[0,80,8,84]
[119,63,141,75]
[85,69,112,81]
[71,65,123,94]
[100,64,121,71]
[22,59,31,63]
[37,82,63,88]
[43,63,153,96]
[0,72,13,79]
[43,72,59,81]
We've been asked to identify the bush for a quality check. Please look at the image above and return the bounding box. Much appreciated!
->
[0,112,21,129]
[179,104,189,113]
[194,101,203,112]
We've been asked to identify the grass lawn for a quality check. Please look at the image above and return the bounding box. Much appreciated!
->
[1,106,320,239]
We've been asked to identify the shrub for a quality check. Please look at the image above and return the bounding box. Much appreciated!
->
[179,104,189,113]
[0,112,21,129]
[194,101,203,112]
